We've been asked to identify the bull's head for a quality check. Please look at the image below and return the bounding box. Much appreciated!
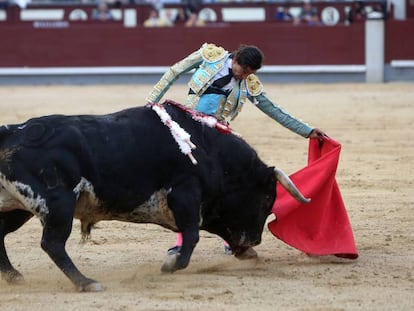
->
[201,165,309,257]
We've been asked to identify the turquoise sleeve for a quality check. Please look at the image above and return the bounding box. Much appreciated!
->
[146,50,203,103]
[253,93,313,138]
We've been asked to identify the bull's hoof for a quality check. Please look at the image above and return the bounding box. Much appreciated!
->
[78,281,104,292]
[224,244,233,255]
[2,270,25,284]
[161,253,179,273]
[235,247,258,260]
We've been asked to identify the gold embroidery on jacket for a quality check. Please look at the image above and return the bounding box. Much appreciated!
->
[245,74,263,96]
[201,43,227,63]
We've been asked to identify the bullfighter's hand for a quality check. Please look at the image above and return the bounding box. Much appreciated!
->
[308,128,327,140]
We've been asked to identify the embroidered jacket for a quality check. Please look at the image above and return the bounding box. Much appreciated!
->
[146,43,313,138]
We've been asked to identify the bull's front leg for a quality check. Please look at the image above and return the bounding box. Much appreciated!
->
[161,180,201,273]
[161,225,199,273]
[41,190,102,292]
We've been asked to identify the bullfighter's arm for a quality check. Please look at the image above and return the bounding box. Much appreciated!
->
[146,50,203,103]
[252,93,314,138]
[244,74,314,138]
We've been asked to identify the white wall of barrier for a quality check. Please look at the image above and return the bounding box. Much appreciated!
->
[365,19,385,83]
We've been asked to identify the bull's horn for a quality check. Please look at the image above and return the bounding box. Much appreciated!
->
[274,167,311,204]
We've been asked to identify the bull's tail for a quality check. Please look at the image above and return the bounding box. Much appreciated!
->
[274,167,311,204]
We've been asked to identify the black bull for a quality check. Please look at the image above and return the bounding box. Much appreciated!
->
[0,103,309,292]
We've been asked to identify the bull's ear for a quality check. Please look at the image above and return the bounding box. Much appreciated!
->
[267,166,277,184]
[254,165,277,186]
[263,167,277,196]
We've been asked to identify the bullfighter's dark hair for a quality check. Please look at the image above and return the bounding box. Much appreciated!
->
[234,45,264,71]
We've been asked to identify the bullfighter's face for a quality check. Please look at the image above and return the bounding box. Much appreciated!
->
[232,59,257,80]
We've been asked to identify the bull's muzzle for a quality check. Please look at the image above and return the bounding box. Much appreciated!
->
[231,234,260,259]
[230,231,261,252]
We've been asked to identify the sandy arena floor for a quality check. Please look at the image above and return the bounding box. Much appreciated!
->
[0,83,413,311]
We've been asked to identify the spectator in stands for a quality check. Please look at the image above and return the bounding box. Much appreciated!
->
[275,6,293,22]
[367,3,386,19]
[348,0,366,23]
[294,0,321,26]
[143,7,173,27]
[346,0,375,24]
[354,1,367,20]
[91,1,113,21]
[185,12,205,27]
[174,7,189,25]
[146,43,326,257]
[182,0,204,27]
[185,0,202,16]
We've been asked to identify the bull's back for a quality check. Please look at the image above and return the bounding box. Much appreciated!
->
[66,107,189,204]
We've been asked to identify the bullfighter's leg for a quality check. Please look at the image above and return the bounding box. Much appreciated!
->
[0,210,33,283]
[40,190,102,292]
[161,180,201,273]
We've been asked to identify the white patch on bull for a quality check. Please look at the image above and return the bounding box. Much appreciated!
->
[73,177,97,201]
[0,184,26,212]
[0,172,48,219]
